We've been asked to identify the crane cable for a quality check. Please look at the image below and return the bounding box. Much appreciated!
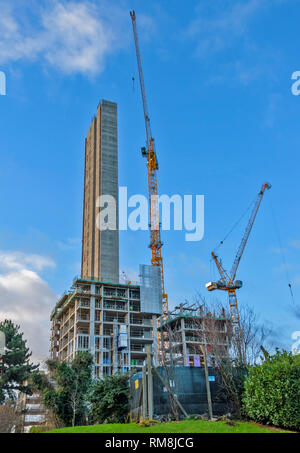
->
[213,195,257,254]
[268,196,295,304]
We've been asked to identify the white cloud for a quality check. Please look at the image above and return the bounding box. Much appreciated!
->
[187,0,264,56]
[0,3,44,64]
[264,93,281,127]
[290,240,300,250]
[0,250,55,272]
[119,267,140,285]
[274,262,293,273]
[0,0,129,75]
[293,276,300,286]
[270,246,288,255]
[134,13,157,41]
[176,253,208,277]
[57,237,81,251]
[0,250,56,363]
[41,1,114,75]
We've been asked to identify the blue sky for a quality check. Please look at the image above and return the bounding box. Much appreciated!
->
[0,0,299,360]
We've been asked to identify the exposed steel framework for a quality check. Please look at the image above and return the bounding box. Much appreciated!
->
[130,10,168,315]
[207,182,271,362]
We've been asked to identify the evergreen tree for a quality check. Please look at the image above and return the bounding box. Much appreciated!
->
[32,351,93,427]
[0,319,38,403]
[89,373,130,424]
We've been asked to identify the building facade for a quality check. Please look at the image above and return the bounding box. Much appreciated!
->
[50,277,160,379]
[81,99,119,284]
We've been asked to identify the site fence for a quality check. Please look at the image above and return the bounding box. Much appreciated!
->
[130,366,229,419]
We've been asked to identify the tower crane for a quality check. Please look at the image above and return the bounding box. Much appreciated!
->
[206,182,271,363]
[130,10,168,315]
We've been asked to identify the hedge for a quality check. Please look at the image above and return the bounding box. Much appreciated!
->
[242,350,300,431]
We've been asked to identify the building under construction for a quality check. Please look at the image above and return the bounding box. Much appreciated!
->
[159,304,231,367]
[50,272,163,379]
[50,100,163,377]
[81,99,119,284]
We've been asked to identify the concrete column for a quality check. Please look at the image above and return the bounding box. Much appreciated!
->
[90,284,95,378]
[74,299,78,357]
[181,317,188,366]
[127,291,131,371]
[73,299,77,361]
[100,284,104,378]
[146,346,153,420]
[142,366,147,419]
[152,315,158,367]
[113,320,118,375]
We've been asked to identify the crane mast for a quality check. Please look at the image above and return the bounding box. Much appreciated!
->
[207,182,271,362]
[130,10,168,315]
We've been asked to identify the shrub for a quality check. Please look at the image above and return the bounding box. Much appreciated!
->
[89,374,130,424]
[242,349,300,431]
[138,418,158,427]
[29,425,51,433]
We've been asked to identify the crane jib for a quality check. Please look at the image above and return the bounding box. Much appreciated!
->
[230,182,271,281]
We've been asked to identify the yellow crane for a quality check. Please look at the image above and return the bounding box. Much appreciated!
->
[130,10,168,316]
[206,182,271,363]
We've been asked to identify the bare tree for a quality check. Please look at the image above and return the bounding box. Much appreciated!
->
[159,320,180,419]
[0,400,21,433]
[193,293,273,364]
[159,315,190,420]
[239,304,274,365]
[191,295,275,417]
[159,295,273,419]
[191,303,243,418]
[70,375,81,427]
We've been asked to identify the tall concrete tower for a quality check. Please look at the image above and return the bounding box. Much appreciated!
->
[81,100,119,283]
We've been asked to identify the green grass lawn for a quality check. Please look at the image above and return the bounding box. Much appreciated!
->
[46,420,292,434]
